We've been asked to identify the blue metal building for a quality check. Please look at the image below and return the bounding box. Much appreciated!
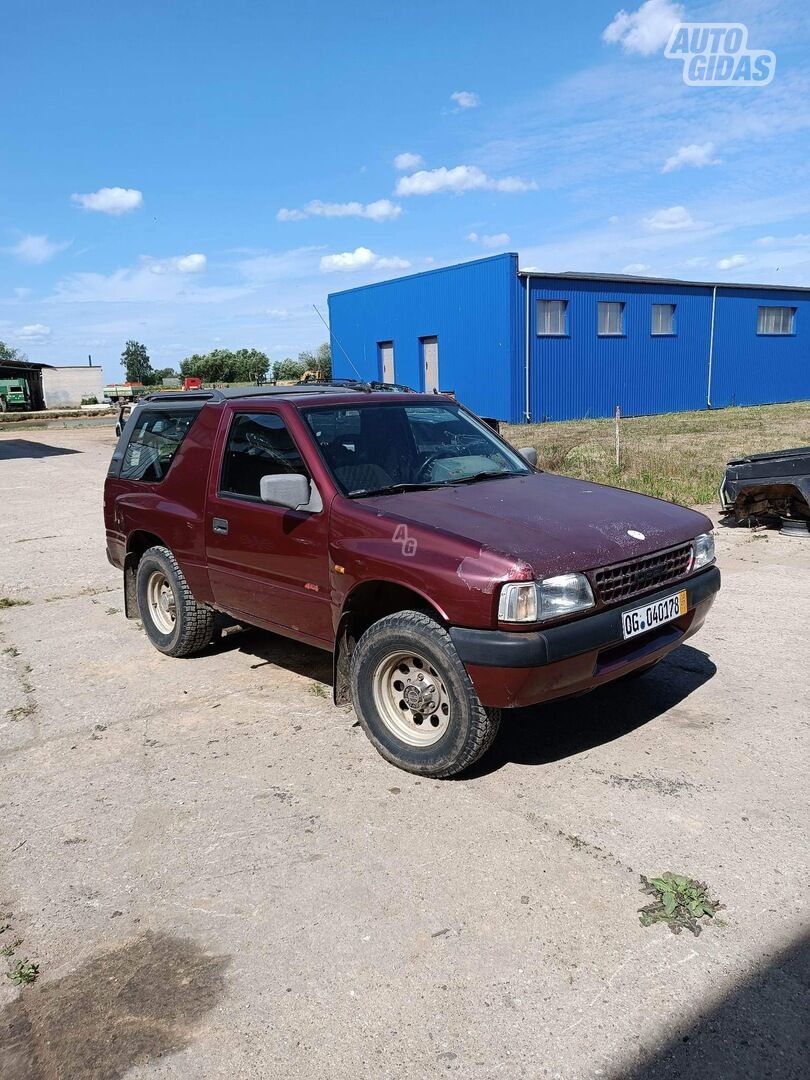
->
[327,252,810,423]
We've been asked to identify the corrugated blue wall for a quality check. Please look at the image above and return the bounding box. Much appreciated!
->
[329,256,810,422]
[525,277,713,421]
[328,253,518,420]
[710,287,810,407]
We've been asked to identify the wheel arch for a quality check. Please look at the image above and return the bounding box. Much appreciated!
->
[333,578,448,706]
[123,530,169,618]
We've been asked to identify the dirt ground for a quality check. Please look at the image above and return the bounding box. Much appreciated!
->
[1,425,808,1080]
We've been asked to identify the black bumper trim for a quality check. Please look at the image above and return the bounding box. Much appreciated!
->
[449,566,721,668]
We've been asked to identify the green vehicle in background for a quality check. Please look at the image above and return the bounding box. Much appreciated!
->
[0,378,31,411]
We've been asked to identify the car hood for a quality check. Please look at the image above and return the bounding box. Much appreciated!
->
[362,472,712,577]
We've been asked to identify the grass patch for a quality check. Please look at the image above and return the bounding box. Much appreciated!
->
[504,401,810,505]
[639,872,723,936]
[0,597,31,609]
[6,959,39,986]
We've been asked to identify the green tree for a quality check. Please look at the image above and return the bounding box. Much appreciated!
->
[298,342,332,381]
[273,357,306,382]
[0,340,26,363]
[152,367,179,384]
[121,340,154,384]
[180,348,270,384]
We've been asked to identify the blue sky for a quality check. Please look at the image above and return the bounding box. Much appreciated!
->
[2,0,810,380]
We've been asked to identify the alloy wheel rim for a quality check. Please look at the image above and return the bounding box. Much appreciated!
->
[371,650,451,747]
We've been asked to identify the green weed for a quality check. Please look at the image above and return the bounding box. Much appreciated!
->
[639,872,723,936]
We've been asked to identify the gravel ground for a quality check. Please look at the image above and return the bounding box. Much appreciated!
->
[1,425,807,1080]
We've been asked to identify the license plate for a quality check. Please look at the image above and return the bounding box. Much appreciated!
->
[621,590,687,640]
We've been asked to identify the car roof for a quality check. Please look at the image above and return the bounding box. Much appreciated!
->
[141,385,456,409]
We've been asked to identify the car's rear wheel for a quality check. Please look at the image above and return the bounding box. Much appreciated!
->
[350,610,500,777]
[136,545,217,657]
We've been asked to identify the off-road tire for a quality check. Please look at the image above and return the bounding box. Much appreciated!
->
[136,545,217,657]
[350,610,501,778]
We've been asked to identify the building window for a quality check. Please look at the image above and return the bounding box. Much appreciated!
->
[757,306,795,335]
[598,301,624,336]
[536,299,568,336]
[651,303,675,335]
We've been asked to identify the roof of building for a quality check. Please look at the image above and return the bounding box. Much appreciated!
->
[327,251,810,298]
[0,358,54,370]
[517,269,810,294]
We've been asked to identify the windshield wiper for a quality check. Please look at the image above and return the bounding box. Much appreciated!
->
[443,470,525,486]
[349,481,447,498]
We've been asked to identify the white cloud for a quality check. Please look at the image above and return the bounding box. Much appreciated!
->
[755,233,810,248]
[70,186,143,215]
[642,205,697,231]
[602,0,683,55]
[145,253,207,275]
[277,198,402,223]
[622,262,650,273]
[451,90,480,109]
[467,231,511,248]
[662,142,721,173]
[394,152,424,170]
[7,233,71,264]
[608,215,620,225]
[15,323,51,341]
[716,254,748,270]
[175,253,207,273]
[396,164,536,197]
[319,247,410,273]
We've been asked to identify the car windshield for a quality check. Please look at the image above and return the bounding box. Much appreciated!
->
[303,401,531,496]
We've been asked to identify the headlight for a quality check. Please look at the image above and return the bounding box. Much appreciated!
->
[498,573,595,624]
[693,532,715,570]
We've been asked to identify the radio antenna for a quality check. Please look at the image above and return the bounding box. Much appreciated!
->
[312,304,363,382]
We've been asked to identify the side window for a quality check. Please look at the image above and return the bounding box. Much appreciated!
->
[120,409,197,482]
[220,412,309,500]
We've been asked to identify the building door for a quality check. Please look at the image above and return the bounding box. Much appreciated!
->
[378,341,395,384]
[420,336,439,392]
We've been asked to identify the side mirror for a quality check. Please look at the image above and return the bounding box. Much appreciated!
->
[260,473,321,511]
[518,447,538,467]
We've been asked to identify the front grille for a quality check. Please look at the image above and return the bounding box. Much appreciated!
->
[593,542,694,605]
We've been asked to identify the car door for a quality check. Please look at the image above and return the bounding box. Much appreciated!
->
[205,407,333,646]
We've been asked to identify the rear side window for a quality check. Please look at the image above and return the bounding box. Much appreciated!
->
[120,409,197,482]
[220,412,309,499]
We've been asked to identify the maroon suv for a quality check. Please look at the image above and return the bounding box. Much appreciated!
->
[104,385,720,777]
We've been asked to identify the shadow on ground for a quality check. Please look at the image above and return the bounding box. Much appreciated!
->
[0,932,229,1080]
[464,643,716,778]
[210,627,715,777]
[0,440,82,461]
[213,625,334,686]
[614,930,810,1080]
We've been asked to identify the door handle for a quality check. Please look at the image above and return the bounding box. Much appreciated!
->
[212,517,229,535]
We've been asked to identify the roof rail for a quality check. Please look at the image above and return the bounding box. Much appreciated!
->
[143,389,218,402]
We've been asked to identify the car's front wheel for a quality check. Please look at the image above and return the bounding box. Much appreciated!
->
[136,545,217,657]
[350,610,500,777]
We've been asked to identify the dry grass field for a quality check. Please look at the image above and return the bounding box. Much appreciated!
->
[504,401,810,505]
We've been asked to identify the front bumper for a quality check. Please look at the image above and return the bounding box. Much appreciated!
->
[450,566,720,708]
